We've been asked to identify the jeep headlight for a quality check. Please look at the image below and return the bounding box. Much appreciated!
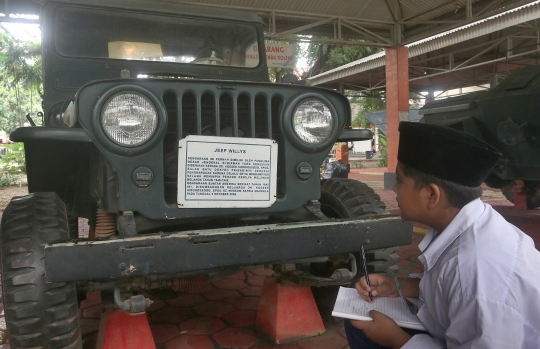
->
[101,92,158,146]
[292,98,334,145]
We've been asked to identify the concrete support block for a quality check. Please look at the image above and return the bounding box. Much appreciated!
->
[96,310,156,349]
[256,278,325,344]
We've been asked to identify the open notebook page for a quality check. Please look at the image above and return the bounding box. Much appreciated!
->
[332,287,426,331]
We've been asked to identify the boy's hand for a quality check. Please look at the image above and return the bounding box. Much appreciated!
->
[355,273,399,301]
[351,311,412,349]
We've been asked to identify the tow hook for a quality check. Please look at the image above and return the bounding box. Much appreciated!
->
[114,285,153,314]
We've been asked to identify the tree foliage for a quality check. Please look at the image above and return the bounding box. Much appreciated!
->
[0,28,42,133]
[350,91,386,128]
[0,142,26,173]
[303,42,379,78]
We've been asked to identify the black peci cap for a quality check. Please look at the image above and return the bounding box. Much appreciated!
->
[398,122,502,187]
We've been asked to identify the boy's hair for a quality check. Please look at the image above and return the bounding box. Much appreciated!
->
[401,163,483,209]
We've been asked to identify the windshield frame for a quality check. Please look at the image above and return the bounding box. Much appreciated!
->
[53,4,261,69]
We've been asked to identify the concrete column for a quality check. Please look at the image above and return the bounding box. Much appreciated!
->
[384,46,409,189]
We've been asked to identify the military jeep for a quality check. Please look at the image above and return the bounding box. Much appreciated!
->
[1,1,411,348]
[420,65,540,209]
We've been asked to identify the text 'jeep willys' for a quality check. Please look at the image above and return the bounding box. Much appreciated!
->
[0,1,411,347]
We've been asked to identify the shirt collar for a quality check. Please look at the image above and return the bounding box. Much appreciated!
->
[418,198,486,271]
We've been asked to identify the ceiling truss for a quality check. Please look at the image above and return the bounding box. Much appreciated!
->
[2,0,540,95]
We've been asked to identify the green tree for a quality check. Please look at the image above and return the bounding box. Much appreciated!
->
[303,42,379,78]
[350,91,386,128]
[0,28,42,132]
[0,142,26,173]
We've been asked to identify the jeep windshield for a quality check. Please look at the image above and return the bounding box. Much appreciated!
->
[54,6,259,68]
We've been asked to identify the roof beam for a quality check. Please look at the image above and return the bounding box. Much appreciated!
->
[277,17,334,36]
[401,0,458,23]
[340,18,394,45]
[384,0,398,23]
[409,45,540,82]
[475,0,506,18]
[263,33,391,48]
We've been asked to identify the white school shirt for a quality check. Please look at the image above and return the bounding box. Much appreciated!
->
[402,199,540,349]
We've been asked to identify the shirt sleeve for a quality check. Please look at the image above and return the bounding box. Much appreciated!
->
[401,334,446,349]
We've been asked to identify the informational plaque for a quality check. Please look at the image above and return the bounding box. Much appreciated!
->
[178,135,278,208]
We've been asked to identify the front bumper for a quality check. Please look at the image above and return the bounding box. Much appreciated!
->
[45,215,412,282]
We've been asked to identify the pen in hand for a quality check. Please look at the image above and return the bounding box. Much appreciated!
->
[361,246,373,302]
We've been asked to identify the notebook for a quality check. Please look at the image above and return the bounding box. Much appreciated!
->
[332,287,426,331]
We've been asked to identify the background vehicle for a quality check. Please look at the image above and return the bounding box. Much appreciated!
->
[420,65,540,209]
[0,1,411,348]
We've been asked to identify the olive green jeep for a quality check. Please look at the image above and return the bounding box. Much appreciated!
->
[1,1,411,347]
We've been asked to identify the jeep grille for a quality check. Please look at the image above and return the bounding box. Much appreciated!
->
[162,88,284,205]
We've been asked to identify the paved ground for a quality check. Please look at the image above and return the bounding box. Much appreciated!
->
[0,169,538,349]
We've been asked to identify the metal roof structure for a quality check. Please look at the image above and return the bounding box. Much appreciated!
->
[2,0,540,94]
[306,1,540,95]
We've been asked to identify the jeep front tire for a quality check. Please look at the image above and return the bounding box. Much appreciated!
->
[1,192,82,349]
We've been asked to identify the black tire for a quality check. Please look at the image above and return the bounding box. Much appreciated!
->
[67,216,79,240]
[317,179,398,280]
[501,180,540,209]
[320,178,388,218]
[1,192,82,349]
[364,246,400,276]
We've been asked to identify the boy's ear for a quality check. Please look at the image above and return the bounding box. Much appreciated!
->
[425,183,442,208]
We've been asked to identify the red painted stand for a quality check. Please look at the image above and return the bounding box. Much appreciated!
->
[256,278,325,344]
[96,310,156,349]
[513,180,527,210]
[335,143,349,164]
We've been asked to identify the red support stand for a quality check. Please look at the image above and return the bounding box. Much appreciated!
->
[96,310,156,349]
[335,143,349,164]
[256,278,325,344]
[513,180,527,210]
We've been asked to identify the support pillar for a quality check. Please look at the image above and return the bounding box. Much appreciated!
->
[256,278,325,344]
[335,143,349,164]
[384,46,409,189]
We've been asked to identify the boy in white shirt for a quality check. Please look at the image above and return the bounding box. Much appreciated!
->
[345,122,540,349]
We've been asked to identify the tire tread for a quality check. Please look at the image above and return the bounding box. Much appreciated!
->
[1,192,82,349]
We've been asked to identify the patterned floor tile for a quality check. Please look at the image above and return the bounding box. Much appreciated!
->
[222,310,257,327]
[239,286,262,297]
[179,316,226,335]
[150,324,182,344]
[164,335,215,349]
[297,332,348,349]
[151,307,194,324]
[234,297,260,311]
[166,293,206,307]
[212,327,260,348]
[203,289,242,301]
[193,301,235,317]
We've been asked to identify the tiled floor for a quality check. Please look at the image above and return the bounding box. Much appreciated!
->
[0,168,538,349]
[79,267,350,349]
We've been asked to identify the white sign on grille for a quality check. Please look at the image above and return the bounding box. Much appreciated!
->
[178,135,278,208]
